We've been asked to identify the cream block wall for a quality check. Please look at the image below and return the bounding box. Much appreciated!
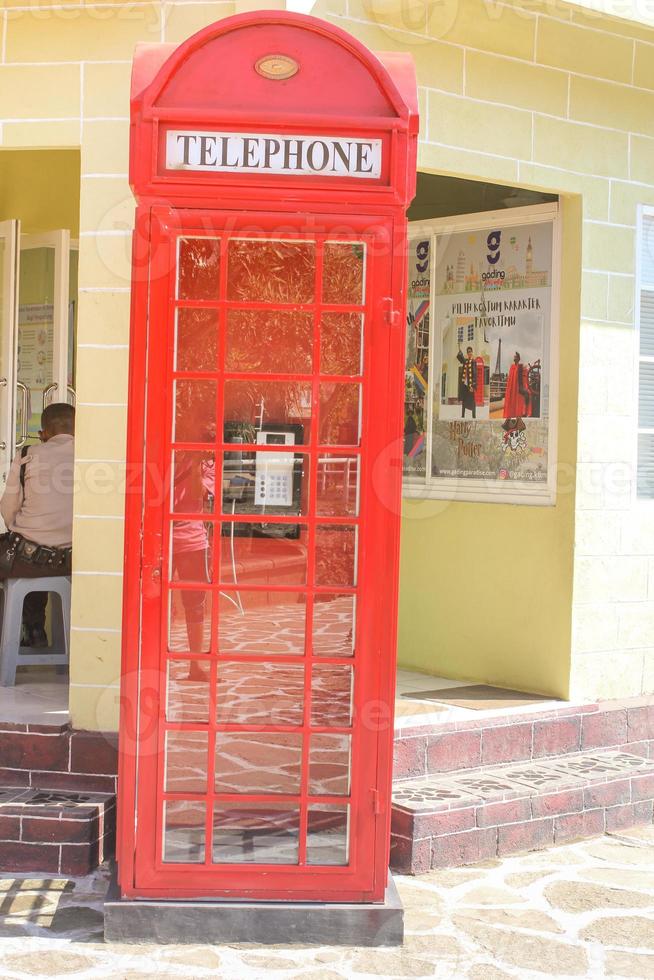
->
[3,0,654,728]
[0,0,240,730]
[315,0,654,702]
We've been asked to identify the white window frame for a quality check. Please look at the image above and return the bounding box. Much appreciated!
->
[635,205,654,501]
[403,202,561,506]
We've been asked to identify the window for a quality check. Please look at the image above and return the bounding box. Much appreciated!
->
[637,208,654,498]
[403,204,560,504]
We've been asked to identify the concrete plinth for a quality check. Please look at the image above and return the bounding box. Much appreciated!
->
[104,874,403,946]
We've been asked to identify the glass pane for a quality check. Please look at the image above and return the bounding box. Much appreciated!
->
[175,308,219,372]
[315,526,357,587]
[218,592,306,657]
[17,246,55,444]
[172,451,215,513]
[178,237,221,300]
[219,526,308,587]
[313,594,356,658]
[163,800,205,863]
[166,660,210,722]
[639,363,654,428]
[311,664,353,727]
[322,243,365,305]
[638,433,654,498]
[641,215,654,287]
[171,525,212,583]
[224,381,311,444]
[213,803,299,864]
[316,454,359,516]
[227,240,315,303]
[165,731,208,793]
[174,380,216,443]
[640,291,654,357]
[226,310,313,373]
[216,662,304,726]
[222,450,307,516]
[214,733,302,794]
[307,804,349,865]
[321,313,363,375]
[319,383,361,446]
[309,733,351,796]
[168,589,211,654]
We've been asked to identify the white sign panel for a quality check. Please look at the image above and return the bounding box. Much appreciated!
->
[165,130,382,179]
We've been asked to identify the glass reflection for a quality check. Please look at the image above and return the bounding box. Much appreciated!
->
[216,661,304,726]
[226,310,313,373]
[175,308,219,372]
[224,381,311,444]
[227,239,315,304]
[163,800,205,863]
[172,451,215,514]
[315,526,357,587]
[307,805,349,865]
[321,313,363,376]
[219,526,308,587]
[322,242,364,305]
[312,594,356,658]
[316,454,359,516]
[171,523,212,583]
[178,238,221,301]
[218,592,306,657]
[213,802,300,864]
[215,733,302,795]
[168,589,211,658]
[311,664,353,727]
[164,731,208,793]
[318,383,361,446]
[166,660,209,722]
[309,733,351,796]
[174,380,216,443]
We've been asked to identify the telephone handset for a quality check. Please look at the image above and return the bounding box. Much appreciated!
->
[254,430,295,507]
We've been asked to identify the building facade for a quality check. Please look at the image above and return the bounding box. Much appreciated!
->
[1,0,653,732]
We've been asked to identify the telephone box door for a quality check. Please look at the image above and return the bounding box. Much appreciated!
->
[131,206,399,901]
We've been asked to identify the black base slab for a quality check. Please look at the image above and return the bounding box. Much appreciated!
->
[103,873,403,947]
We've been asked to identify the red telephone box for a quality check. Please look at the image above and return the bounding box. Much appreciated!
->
[118,10,417,903]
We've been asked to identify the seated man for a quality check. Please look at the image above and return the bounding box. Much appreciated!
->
[0,403,74,646]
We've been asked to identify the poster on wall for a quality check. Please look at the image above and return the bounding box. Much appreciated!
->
[403,237,431,478]
[18,303,53,441]
[403,208,558,502]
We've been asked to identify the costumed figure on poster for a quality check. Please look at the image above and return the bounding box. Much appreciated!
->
[457,343,478,419]
[503,351,532,418]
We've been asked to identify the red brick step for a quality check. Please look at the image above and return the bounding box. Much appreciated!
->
[390,750,654,874]
[0,787,115,875]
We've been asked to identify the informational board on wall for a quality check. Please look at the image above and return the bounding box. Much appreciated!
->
[18,303,53,440]
[403,207,559,505]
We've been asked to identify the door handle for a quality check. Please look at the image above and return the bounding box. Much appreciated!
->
[43,382,58,408]
[15,381,29,449]
[67,385,76,405]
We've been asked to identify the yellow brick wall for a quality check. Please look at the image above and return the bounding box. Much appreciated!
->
[313,0,654,701]
[1,0,653,727]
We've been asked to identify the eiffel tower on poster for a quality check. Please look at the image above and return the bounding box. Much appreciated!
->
[492,336,503,380]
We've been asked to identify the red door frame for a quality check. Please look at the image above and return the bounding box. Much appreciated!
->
[122,207,398,900]
[118,10,417,902]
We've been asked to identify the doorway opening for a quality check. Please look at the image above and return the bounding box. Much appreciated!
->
[0,148,80,724]
[398,170,565,724]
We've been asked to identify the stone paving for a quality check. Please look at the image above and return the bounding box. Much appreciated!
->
[1,826,654,978]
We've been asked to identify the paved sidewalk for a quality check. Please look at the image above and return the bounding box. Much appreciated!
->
[1,826,654,978]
